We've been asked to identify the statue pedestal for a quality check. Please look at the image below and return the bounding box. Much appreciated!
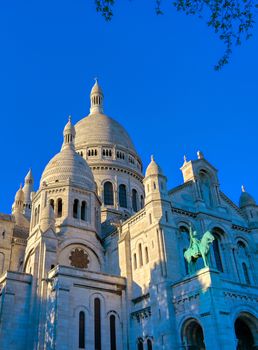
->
[172,268,237,350]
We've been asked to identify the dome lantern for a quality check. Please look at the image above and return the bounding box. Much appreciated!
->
[62,116,76,150]
[90,78,104,115]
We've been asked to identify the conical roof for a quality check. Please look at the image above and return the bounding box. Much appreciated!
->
[145,155,163,177]
[239,186,256,208]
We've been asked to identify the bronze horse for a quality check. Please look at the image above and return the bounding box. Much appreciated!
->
[184,230,215,274]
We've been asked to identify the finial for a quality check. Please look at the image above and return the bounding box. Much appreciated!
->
[94,77,98,83]
[151,155,154,162]
[197,150,204,159]
[241,185,246,192]
[184,155,187,163]
[68,115,72,122]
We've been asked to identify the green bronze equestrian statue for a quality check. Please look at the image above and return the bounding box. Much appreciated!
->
[184,226,215,274]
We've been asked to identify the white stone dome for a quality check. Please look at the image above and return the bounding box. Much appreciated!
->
[40,120,95,191]
[75,113,137,153]
[15,185,25,202]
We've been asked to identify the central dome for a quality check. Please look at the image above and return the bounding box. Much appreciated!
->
[75,113,137,153]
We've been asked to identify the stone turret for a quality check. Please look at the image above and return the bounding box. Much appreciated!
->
[239,185,258,226]
[144,155,168,205]
[23,169,34,219]
[12,184,25,215]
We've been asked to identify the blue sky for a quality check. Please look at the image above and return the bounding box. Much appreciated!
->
[0,0,258,213]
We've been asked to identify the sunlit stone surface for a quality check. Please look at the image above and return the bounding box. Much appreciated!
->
[0,81,258,350]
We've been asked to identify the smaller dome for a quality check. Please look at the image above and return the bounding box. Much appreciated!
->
[63,116,75,138]
[41,118,95,191]
[15,185,25,202]
[239,185,256,208]
[145,155,163,177]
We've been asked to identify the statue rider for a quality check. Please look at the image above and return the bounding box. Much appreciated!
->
[189,225,200,257]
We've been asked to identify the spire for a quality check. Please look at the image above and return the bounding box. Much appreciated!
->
[23,169,34,219]
[25,168,33,182]
[90,78,104,114]
[62,116,76,150]
[241,185,245,192]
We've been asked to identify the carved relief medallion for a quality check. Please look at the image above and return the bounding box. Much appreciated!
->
[69,248,89,269]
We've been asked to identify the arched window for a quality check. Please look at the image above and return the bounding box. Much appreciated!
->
[104,182,114,206]
[140,195,144,209]
[139,244,143,267]
[73,199,79,219]
[110,315,116,350]
[94,298,101,350]
[81,201,87,221]
[145,247,149,263]
[132,189,138,212]
[137,338,144,350]
[50,199,54,210]
[119,184,127,208]
[212,235,223,272]
[79,311,85,349]
[133,253,137,269]
[57,198,62,218]
[199,169,213,207]
[147,339,153,350]
[242,262,250,285]
[149,213,152,225]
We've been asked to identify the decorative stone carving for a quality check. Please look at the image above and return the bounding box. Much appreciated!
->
[131,306,151,323]
[69,248,89,269]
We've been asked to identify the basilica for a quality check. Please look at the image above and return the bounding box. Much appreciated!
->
[0,81,258,350]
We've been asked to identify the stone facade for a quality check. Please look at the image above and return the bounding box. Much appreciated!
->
[0,81,257,350]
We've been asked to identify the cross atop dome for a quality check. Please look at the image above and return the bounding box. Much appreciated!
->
[90,79,104,114]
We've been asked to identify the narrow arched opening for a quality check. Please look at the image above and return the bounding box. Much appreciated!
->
[119,184,127,208]
[57,198,62,218]
[132,189,138,212]
[73,199,79,219]
[94,298,101,350]
[110,314,116,350]
[181,318,206,350]
[79,311,85,349]
[235,313,258,350]
[104,182,114,206]
[81,201,87,221]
